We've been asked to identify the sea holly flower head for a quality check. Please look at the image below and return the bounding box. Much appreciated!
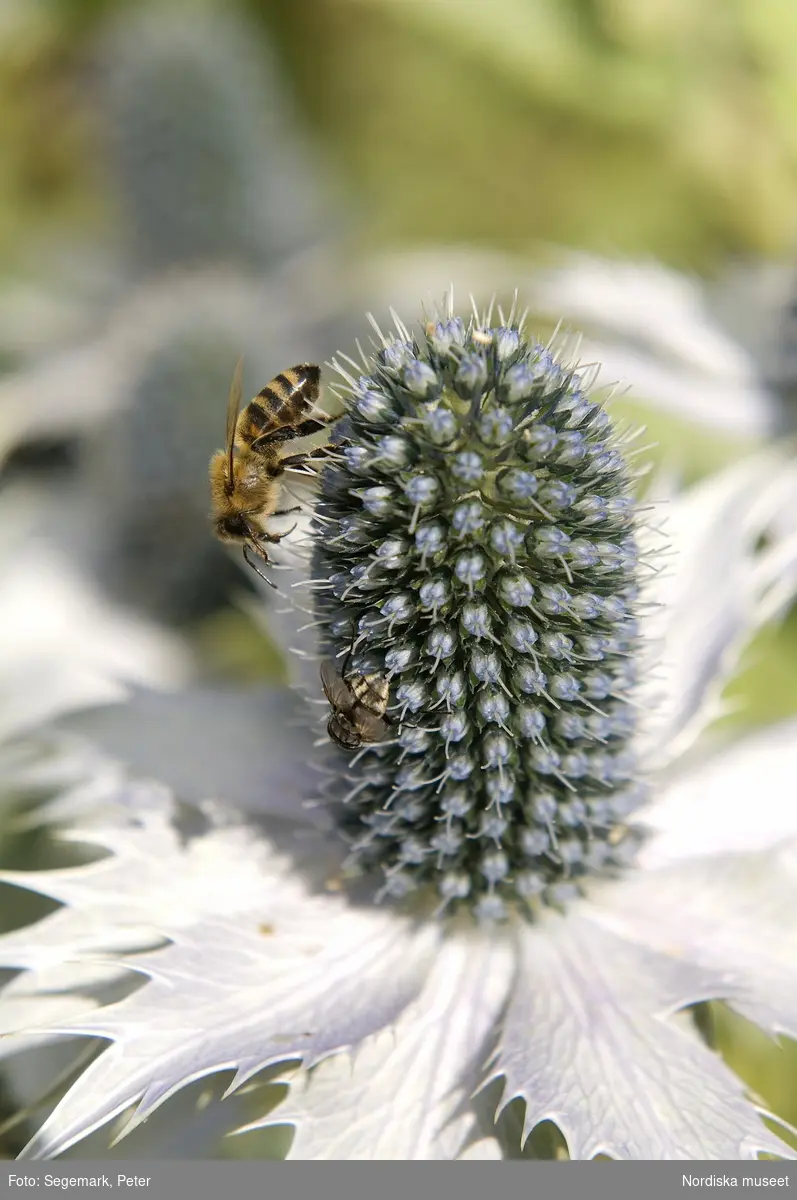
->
[314,301,645,919]
[3,298,797,1161]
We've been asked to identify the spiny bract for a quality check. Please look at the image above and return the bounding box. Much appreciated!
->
[312,305,648,921]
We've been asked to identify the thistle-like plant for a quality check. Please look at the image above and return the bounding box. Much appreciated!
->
[3,299,797,1160]
[313,302,644,917]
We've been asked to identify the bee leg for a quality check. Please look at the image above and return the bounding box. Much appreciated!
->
[250,426,299,450]
[292,415,335,438]
[261,523,298,545]
[272,507,302,517]
[281,445,337,469]
[242,545,278,589]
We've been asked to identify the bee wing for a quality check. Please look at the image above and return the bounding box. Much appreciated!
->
[225,356,244,494]
[320,660,355,713]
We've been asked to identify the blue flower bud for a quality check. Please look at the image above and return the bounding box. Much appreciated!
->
[489,518,525,560]
[381,340,414,370]
[360,485,394,516]
[404,359,439,398]
[502,362,539,403]
[521,829,549,857]
[452,500,486,537]
[451,451,484,484]
[480,850,509,883]
[523,424,558,459]
[498,572,535,607]
[460,601,495,640]
[422,407,459,445]
[474,894,506,922]
[515,704,546,739]
[494,327,520,359]
[414,519,447,559]
[440,787,473,817]
[439,872,471,901]
[431,827,465,859]
[425,624,458,660]
[470,648,502,683]
[384,644,416,673]
[532,525,571,558]
[538,480,577,511]
[440,711,470,745]
[454,550,486,591]
[454,353,488,399]
[497,467,539,503]
[506,618,538,653]
[478,406,514,445]
[514,663,548,695]
[357,388,395,423]
[404,473,441,506]
[377,434,415,468]
[427,317,466,354]
[477,689,510,724]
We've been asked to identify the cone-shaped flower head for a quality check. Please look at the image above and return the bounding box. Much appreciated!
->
[313,306,646,919]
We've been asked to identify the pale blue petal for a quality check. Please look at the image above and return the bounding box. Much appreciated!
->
[5,786,438,1159]
[592,841,797,1041]
[528,253,776,437]
[490,909,788,1159]
[636,456,797,766]
[245,932,513,1159]
[56,686,335,825]
[0,518,189,715]
[640,720,797,867]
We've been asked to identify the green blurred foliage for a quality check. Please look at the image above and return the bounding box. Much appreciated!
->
[721,609,797,736]
[0,1,105,270]
[2,0,797,268]
[708,1005,797,1154]
[260,0,797,265]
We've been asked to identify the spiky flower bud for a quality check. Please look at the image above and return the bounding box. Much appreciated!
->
[313,306,646,919]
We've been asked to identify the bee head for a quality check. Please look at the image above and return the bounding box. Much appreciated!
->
[327,713,361,751]
[215,514,251,543]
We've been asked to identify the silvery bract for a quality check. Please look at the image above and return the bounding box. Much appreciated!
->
[363,249,784,439]
[4,303,797,1160]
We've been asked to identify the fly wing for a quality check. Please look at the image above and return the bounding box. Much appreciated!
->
[354,708,389,744]
[224,356,244,495]
[320,660,355,713]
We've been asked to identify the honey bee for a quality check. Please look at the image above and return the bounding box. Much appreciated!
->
[320,639,391,750]
[209,359,332,587]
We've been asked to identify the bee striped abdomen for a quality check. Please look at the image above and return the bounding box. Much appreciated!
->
[246,364,320,433]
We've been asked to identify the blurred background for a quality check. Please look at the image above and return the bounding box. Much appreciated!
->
[0,0,796,1158]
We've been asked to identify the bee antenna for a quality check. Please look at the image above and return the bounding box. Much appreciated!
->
[243,544,278,590]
